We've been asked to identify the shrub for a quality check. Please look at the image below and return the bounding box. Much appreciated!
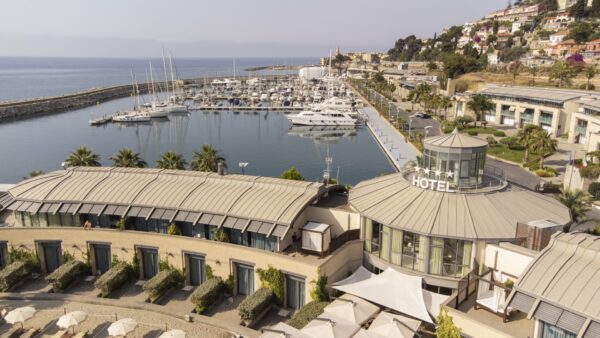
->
[94,263,132,297]
[286,301,329,329]
[143,269,179,302]
[310,273,329,302]
[8,246,40,271]
[256,266,284,305]
[190,277,224,314]
[116,219,126,231]
[535,169,555,177]
[237,288,274,322]
[443,126,454,134]
[499,136,517,145]
[167,224,181,235]
[486,136,498,145]
[46,260,85,291]
[493,130,506,137]
[467,130,478,136]
[589,182,600,199]
[0,261,32,291]
[580,165,600,179]
[524,160,540,171]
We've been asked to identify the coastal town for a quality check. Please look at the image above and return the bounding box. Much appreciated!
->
[0,1,600,338]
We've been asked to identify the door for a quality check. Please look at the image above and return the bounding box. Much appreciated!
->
[43,243,61,273]
[236,264,254,296]
[141,249,158,279]
[94,244,111,275]
[286,276,305,310]
[187,255,205,286]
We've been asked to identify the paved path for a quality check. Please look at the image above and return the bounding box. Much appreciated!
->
[360,106,418,170]
[486,157,542,190]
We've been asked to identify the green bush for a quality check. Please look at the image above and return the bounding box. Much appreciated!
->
[524,160,540,171]
[467,130,478,136]
[237,288,274,322]
[535,169,555,177]
[589,182,600,199]
[94,262,132,297]
[286,301,329,329]
[0,261,32,291]
[256,266,284,305]
[143,269,179,302]
[486,136,498,145]
[190,277,224,314]
[443,126,455,134]
[46,260,85,291]
[493,130,506,137]
[580,165,600,179]
[499,136,517,145]
[8,246,40,271]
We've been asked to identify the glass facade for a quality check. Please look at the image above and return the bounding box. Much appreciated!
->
[364,219,473,278]
[540,321,576,338]
[422,147,486,188]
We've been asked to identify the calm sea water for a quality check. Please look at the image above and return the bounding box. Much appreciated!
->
[0,56,316,102]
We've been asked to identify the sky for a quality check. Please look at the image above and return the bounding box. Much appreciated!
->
[0,0,507,58]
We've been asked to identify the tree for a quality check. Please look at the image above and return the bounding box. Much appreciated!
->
[517,124,542,163]
[280,167,304,181]
[509,61,522,85]
[559,188,591,224]
[532,129,557,168]
[427,61,439,72]
[110,148,146,168]
[455,116,474,129]
[156,151,187,170]
[65,146,101,167]
[569,0,587,20]
[436,307,461,338]
[438,96,453,119]
[466,94,495,127]
[550,61,575,87]
[585,65,597,90]
[190,144,227,172]
[567,22,593,43]
[443,54,480,79]
[530,66,539,87]
[23,170,44,180]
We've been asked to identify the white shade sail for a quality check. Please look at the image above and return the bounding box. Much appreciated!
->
[260,323,311,338]
[323,294,380,326]
[108,318,138,337]
[301,315,360,338]
[158,329,186,338]
[57,311,88,329]
[331,268,433,324]
[5,307,36,325]
[330,266,374,287]
[367,311,421,338]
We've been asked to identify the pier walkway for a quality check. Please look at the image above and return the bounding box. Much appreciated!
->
[360,106,418,171]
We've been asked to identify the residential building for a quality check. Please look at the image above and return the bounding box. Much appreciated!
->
[542,13,575,31]
[583,39,600,61]
[484,4,541,22]
[558,0,578,11]
[551,39,585,58]
[549,31,568,46]
[568,98,600,152]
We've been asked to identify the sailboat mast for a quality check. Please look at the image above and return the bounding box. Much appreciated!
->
[149,61,157,104]
[162,48,169,98]
[169,51,176,97]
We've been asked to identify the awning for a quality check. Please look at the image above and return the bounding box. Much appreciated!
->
[323,294,380,326]
[330,266,374,287]
[301,315,360,338]
[331,268,434,324]
[247,221,273,235]
[367,311,421,338]
[271,224,289,238]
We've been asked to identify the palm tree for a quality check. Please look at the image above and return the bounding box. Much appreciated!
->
[559,188,590,225]
[23,170,44,180]
[156,151,187,170]
[190,144,227,172]
[585,64,597,90]
[550,61,574,88]
[438,96,453,120]
[65,146,101,167]
[532,129,557,169]
[110,148,146,168]
[466,94,495,127]
[516,124,541,163]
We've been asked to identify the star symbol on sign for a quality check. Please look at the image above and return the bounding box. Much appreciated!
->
[447,171,454,178]
[414,166,421,173]
[435,170,441,177]
[424,168,431,175]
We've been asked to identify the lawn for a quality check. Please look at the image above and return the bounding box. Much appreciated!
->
[486,145,525,163]
[464,127,502,135]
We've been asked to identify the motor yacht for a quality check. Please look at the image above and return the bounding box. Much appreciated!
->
[287,107,358,126]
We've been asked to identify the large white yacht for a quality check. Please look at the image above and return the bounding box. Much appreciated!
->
[313,97,356,113]
[287,107,358,126]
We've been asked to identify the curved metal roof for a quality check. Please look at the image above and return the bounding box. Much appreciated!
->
[424,128,488,149]
[6,167,326,228]
[349,174,571,240]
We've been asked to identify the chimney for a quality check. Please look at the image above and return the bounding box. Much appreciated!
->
[217,163,224,176]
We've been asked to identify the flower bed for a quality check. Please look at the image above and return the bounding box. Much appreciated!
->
[0,261,32,291]
[286,301,329,329]
[237,288,274,323]
[142,269,179,303]
[46,260,86,291]
[94,262,132,297]
[190,277,224,314]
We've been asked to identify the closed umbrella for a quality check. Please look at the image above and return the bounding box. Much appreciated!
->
[57,311,88,332]
[5,306,36,328]
[108,318,138,337]
[158,329,186,338]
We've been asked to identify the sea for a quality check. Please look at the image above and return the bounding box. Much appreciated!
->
[0,57,395,184]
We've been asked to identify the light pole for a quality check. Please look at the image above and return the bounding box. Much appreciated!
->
[408,114,417,139]
[424,125,432,138]
[238,162,249,175]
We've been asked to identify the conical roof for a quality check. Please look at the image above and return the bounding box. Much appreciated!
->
[424,128,488,149]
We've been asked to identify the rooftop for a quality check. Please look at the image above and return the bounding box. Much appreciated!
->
[424,128,488,149]
[349,174,571,240]
[480,85,599,105]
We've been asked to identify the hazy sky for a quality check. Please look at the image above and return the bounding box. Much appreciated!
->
[0,0,506,58]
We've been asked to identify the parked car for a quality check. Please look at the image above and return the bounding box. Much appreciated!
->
[414,112,431,119]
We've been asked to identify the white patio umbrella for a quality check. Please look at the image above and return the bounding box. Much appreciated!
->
[323,294,380,325]
[158,329,186,338]
[108,318,138,337]
[301,315,360,338]
[260,322,310,338]
[57,311,88,331]
[351,329,386,338]
[5,306,36,328]
[367,311,421,338]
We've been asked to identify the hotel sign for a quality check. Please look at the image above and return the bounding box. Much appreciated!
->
[412,166,455,193]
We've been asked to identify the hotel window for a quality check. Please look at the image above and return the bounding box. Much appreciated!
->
[365,219,381,256]
[47,213,61,227]
[429,238,473,278]
[401,231,426,273]
[540,321,576,338]
[390,229,402,265]
[250,232,266,250]
[379,225,390,262]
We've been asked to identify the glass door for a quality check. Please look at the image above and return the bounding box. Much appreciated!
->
[43,243,61,273]
[236,264,254,296]
[187,255,205,286]
[141,249,158,279]
[94,244,111,275]
[286,276,305,310]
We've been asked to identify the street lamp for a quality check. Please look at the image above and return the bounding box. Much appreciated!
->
[238,162,249,175]
[424,125,432,138]
[408,114,417,139]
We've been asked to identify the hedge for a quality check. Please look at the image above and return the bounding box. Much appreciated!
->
[467,130,478,136]
[143,269,179,303]
[493,131,506,137]
[286,301,329,329]
[190,277,224,314]
[94,263,132,297]
[46,260,86,291]
[0,261,32,291]
[237,288,274,322]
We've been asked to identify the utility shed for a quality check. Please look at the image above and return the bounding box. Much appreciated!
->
[302,222,331,253]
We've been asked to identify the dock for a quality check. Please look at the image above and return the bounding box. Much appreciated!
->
[188,105,307,112]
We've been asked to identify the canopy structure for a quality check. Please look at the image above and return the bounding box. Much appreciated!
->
[331,268,433,324]
[367,311,421,338]
[260,323,311,338]
[330,266,374,287]
[323,294,380,326]
[301,315,360,338]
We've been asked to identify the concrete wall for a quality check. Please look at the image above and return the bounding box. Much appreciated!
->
[304,206,360,238]
[483,243,535,280]
[563,164,585,191]
[0,227,362,303]
[445,306,516,338]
